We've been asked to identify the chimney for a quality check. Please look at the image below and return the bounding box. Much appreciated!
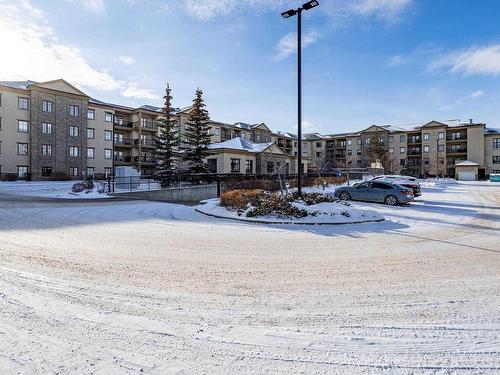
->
[469,118,473,124]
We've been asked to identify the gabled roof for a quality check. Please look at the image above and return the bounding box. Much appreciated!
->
[421,120,449,128]
[207,137,279,154]
[455,160,479,166]
[274,131,297,139]
[30,79,88,97]
[251,123,272,132]
[360,125,390,133]
[0,80,37,90]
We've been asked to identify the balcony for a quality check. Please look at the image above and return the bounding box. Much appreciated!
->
[135,120,157,131]
[446,134,467,142]
[335,152,346,158]
[326,141,335,150]
[447,147,467,154]
[135,138,155,147]
[114,156,133,163]
[408,136,422,144]
[407,148,421,156]
[114,138,133,147]
[114,121,134,129]
[134,156,157,164]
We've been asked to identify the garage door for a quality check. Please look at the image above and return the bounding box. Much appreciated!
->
[458,171,476,181]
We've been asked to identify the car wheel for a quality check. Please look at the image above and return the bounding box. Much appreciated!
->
[340,192,351,201]
[384,195,399,206]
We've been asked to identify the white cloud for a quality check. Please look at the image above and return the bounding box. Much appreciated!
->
[302,120,317,132]
[350,0,412,23]
[80,0,105,15]
[0,0,157,100]
[274,30,318,61]
[180,0,289,20]
[467,90,484,99]
[387,54,405,67]
[118,55,135,65]
[429,45,500,76]
[121,84,160,100]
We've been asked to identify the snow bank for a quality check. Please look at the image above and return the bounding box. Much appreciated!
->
[0,181,111,199]
[196,198,383,224]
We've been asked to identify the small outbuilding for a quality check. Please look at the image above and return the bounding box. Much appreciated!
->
[454,160,479,181]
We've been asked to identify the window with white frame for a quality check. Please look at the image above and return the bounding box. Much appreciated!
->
[438,132,444,139]
[86,167,95,176]
[87,147,95,159]
[347,139,352,146]
[423,133,430,141]
[400,135,406,142]
[18,120,29,132]
[493,138,500,149]
[17,143,28,155]
[104,149,112,159]
[105,112,113,122]
[87,109,96,120]
[104,130,113,141]
[69,105,79,116]
[69,146,79,157]
[69,126,79,137]
[438,144,444,152]
[389,147,394,153]
[423,145,430,153]
[42,122,53,134]
[42,144,52,156]
[17,166,28,177]
[42,100,53,112]
[69,167,79,177]
[400,147,406,154]
[18,97,28,110]
[87,128,95,139]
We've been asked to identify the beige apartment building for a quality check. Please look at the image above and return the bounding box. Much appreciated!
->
[1,79,499,180]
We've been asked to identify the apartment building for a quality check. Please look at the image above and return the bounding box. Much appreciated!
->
[1,79,499,180]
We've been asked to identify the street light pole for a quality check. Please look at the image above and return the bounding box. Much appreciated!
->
[297,7,303,196]
[281,1,319,196]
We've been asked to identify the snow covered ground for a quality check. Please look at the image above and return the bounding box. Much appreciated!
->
[196,197,383,224]
[0,180,111,199]
[0,181,499,373]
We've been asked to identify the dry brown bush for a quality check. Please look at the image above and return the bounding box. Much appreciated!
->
[220,189,264,209]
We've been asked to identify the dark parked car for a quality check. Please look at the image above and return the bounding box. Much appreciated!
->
[334,181,414,205]
[370,175,422,197]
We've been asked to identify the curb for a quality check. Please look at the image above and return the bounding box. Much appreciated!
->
[194,208,385,226]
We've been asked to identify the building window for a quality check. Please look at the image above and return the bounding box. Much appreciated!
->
[18,120,29,132]
[357,139,362,145]
[424,158,430,165]
[42,144,52,156]
[105,112,113,122]
[400,147,406,154]
[347,139,352,146]
[316,151,322,157]
[42,122,53,134]
[423,145,430,153]
[347,150,352,156]
[86,167,95,176]
[245,160,253,174]
[438,144,444,152]
[104,130,113,141]
[364,138,370,145]
[69,126,79,137]
[316,142,322,148]
[438,132,444,139]
[230,158,241,173]
[87,109,96,120]
[87,128,95,139]
[357,149,361,156]
[42,100,53,112]
[207,159,217,173]
[493,156,500,164]
[400,135,406,142]
[389,147,394,153]
[69,167,79,177]
[104,149,112,159]
[439,157,445,164]
[493,138,500,149]
[69,105,79,116]
[267,161,274,173]
[87,147,95,159]
[42,167,52,177]
[18,97,29,110]
[69,146,79,157]
[400,158,406,166]
[104,167,112,176]
[17,143,28,155]
[388,136,394,143]
[423,133,430,141]
[17,166,28,178]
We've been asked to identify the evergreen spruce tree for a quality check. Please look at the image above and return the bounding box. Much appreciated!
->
[367,132,386,165]
[155,84,179,186]
[182,88,211,173]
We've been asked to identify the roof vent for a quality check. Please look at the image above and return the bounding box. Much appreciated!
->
[469,118,473,124]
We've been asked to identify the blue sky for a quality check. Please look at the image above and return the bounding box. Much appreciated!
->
[1,0,500,133]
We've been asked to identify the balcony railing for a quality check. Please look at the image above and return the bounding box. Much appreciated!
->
[114,156,132,163]
[408,149,421,155]
[114,121,133,128]
[114,138,132,146]
[408,137,421,144]
[447,134,467,141]
[135,138,155,147]
[134,156,157,163]
[447,148,467,154]
[136,120,157,130]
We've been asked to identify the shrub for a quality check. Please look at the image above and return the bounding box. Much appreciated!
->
[71,179,94,193]
[287,191,337,205]
[220,189,263,209]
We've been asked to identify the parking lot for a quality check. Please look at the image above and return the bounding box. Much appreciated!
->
[0,180,499,373]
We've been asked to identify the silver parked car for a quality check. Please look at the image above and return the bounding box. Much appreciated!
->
[334,181,414,205]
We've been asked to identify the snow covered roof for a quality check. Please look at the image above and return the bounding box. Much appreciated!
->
[0,80,37,90]
[274,131,297,139]
[207,137,275,153]
[455,160,479,166]
[485,127,500,134]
